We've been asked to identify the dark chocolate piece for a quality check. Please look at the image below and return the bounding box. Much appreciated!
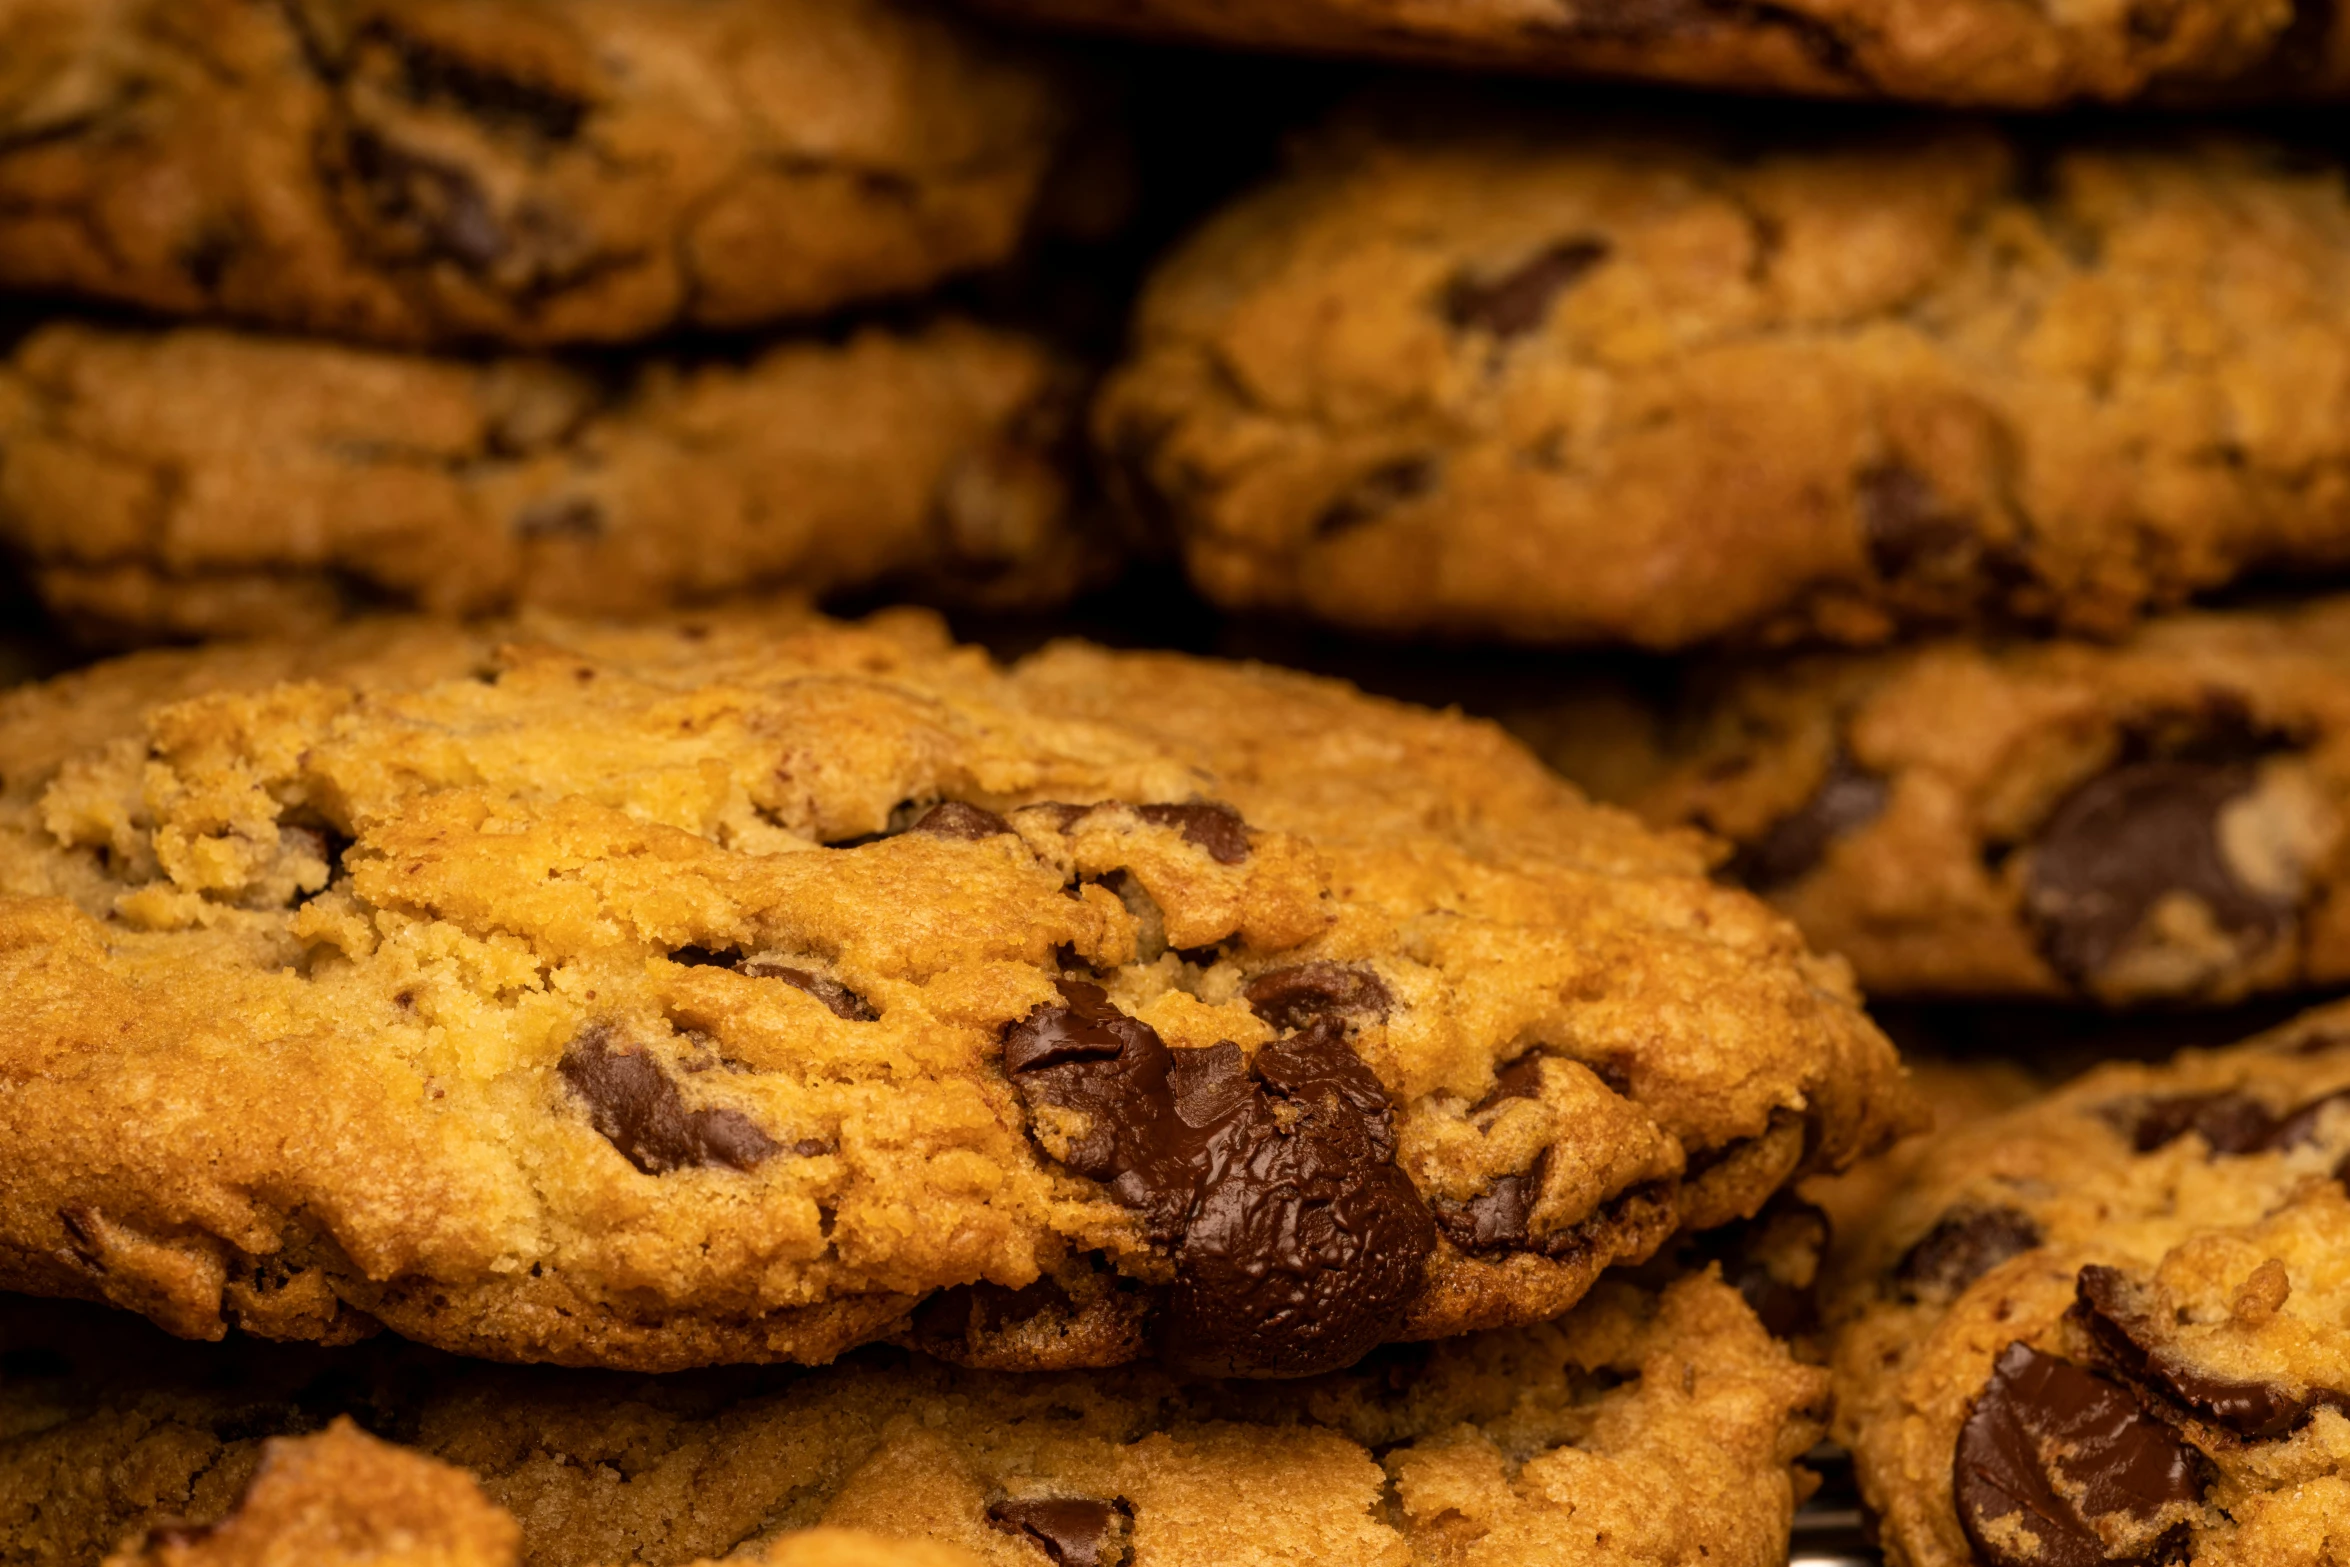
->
[738,960,877,1022]
[1954,1342,2201,1567]
[1728,752,1889,892]
[1857,461,1975,579]
[1315,458,1436,538]
[911,801,1013,840]
[557,1026,778,1174]
[985,1497,1129,1567]
[1243,962,1393,1034]
[1893,1206,2042,1302]
[1442,237,1610,338]
[1135,801,1251,864]
[2075,1264,2350,1442]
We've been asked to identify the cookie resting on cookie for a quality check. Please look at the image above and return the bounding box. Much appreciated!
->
[1828,999,2350,1567]
[0,320,1094,645]
[1098,102,2350,650]
[5,1268,1827,1567]
[0,609,1906,1374]
[0,0,1074,345]
[1590,596,2350,1005]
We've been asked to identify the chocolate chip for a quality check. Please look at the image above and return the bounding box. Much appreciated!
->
[1442,238,1611,339]
[557,1026,779,1174]
[2025,756,2287,985]
[668,946,739,968]
[342,130,509,270]
[737,960,876,1022]
[2075,1264,2350,1441]
[1893,1206,2042,1302]
[513,496,603,539]
[377,27,590,141]
[1954,1342,2202,1567]
[1000,984,1432,1376]
[2252,1086,2350,1152]
[1431,1155,1547,1252]
[2117,1092,2280,1155]
[1727,752,1889,891]
[1243,962,1393,1034]
[911,801,1012,840]
[1705,1199,1830,1341]
[1135,801,1250,864]
[1469,1052,1545,1116]
[1315,458,1436,539]
[1857,462,1975,580]
[985,1497,1129,1567]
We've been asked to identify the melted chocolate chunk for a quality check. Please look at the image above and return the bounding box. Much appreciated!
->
[1728,752,1890,892]
[1893,1206,2042,1302]
[1001,984,1433,1376]
[986,1497,1129,1567]
[2075,1264,2350,1442]
[911,801,1012,840]
[1315,458,1436,539]
[1954,1342,2202,1567]
[1442,237,1611,339]
[2025,756,2287,985]
[2254,1086,2350,1152]
[1705,1198,1829,1341]
[342,130,509,271]
[737,960,877,1022]
[1857,461,1975,579]
[557,1027,779,1174]
[1243,962,1393,1034]
[1136,801,1250,864]
[1431,1155,1546,1252]
[1468,1051,1546,1116]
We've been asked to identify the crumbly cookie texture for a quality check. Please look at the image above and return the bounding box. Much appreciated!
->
[0,0,1070,346]
[0,609,1905,1374]
[1599,596,2350,1005]
[1827,1000,2350,1567]
[81,1420,977,1567]
[7,1269,1827,1567]
[968,0,2347,106]
[0,321,1094,645]
[1099,105,2350,651]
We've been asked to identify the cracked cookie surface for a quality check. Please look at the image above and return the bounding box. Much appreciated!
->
[0,0,1073,346]
[0,321,1096,646]
[1827,1000,2350,1567]
[968,0,2349,106]
[0,608,1905,1373]
[1588,596,2350,1005]
[5,1268,1826,1567]
[1098,104,2350,651]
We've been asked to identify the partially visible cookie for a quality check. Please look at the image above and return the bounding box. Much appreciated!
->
[1099,104,2350,651]
[0,0,1073,345]
[1592,597,2350,1005]
[0,320,1095,644]
[0,609,1907,1374]
[969,0,2348,106]
[1827,1000,2350,1567]
[6,1267,1827,1567]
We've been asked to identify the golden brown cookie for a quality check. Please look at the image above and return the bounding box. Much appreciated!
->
[1098,103,2350,651]
[0,0,1073,346]
[0,608,1906,1375]
[0,320,1095,645]
[7,1267,1827,1567]
[969,0,2349,106]
[1585,597,2350,1005]
[1827,1000,2350,1567]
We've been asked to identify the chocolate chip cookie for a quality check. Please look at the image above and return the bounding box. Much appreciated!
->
[970,0,2348,106]
[0,0,1072,346]
[0,609,1907,1375]
[0,320,1095,645]
[1827,1000,2350,1567]
[1579,596,2350,1005]
[1098,104,2350,651]
[7,1266,1827,1566]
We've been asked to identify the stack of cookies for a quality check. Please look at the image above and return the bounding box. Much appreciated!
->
[1,3,2346,1567]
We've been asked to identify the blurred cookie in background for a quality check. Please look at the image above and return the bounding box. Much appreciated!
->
[1098,100,2350,651]
[963,0,2349,106]
[0,0,1081,347]
[0,319,1102,644]
[1534,598,2350,1007]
